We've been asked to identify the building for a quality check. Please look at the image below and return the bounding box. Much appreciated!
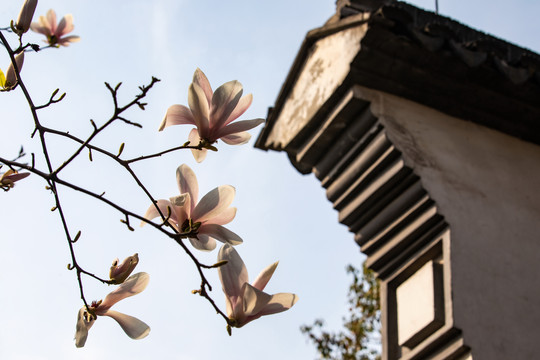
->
[255,1,540,359]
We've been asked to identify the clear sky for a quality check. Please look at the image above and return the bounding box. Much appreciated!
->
[1,1,539,359]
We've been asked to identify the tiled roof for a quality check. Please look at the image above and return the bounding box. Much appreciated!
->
[336,0,540,86]
[256,0,540,150]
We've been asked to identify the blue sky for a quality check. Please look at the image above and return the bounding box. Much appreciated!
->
[1,1,539,359]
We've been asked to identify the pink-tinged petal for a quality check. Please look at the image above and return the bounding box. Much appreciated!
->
[159,104,196,131]
[29,23,49,35]
[169,194,188,207]
[102,310,150,340]
[56,35,81,46]
[230,293,245,323]
[8,172,30,182]
[141,199,178,227]
[109,254,139,284]
[99,272,150,311]
[74,307,95,348]
[56,14,74,37]
[189,235,216,251]
[176,164,198,209]
[170,193,190,226]
[216,118,265,138]
[191,147,207,163]
[198,224,242,245]
[188,127,201,145]
[188,82,210,136]
[242,283,272,318]
[251,261,278,291]
[46,9,57,34]
[192,68,212,107]
[257,292,299,316]
[224,291,235,319]
[192,185,235,223]
[224,93,253,126]
[188,128,207,162]
[209,80,243,130]
[220,131,252,145]
[1,171,30,184]
[218,244,249,301]
[203,206,236,226]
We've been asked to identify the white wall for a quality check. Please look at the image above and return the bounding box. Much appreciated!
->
[358,85,540,360]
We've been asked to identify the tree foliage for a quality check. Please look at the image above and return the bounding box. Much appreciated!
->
[301,261,381,360]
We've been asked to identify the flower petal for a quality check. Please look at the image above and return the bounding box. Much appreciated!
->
[1,171,30,184]
[251,261,278,291]
[242,283,272,317]
[170,193,190,227]
[103,310,150,340]
[74,307,95,348]
[216,118,265,139]
[46,9,57,34]
[176,164,198,210]
[210,80,243,130]
[141,199,178,227]
[56,14,74,37]
[203,206,236,226]
[188,82,210,136]
[199,224,242,245]
[192,185,235,223]
[56,35,80,46]
[224,93,253,126]
[192,68,213,108]
[218,244,249,302]
[29,23,50,35]
[99,272,150,311]
[220,132,252,145]
[189,234,216,251]
[159,104,196,131]
[109,254,139,284]
[257,292,299,316]
[188,128,207,163]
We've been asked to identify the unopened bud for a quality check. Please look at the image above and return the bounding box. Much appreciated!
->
[117,142,125,157]
[4,52,24,89]
[15,0,37,34]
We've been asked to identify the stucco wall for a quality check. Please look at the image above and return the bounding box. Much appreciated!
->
[354,85,540,360]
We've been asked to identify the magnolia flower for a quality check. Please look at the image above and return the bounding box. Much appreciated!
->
[142,164,242,251]
[109,253,139,284]
[0,168,29,189]
[159,68,265,162]
[0,52,24,90]
[74,272,150,348]
[15,0,38,34]
[30,9,80,47]
[217,244,298,328]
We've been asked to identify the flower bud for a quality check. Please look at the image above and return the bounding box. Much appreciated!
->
[4,52,25,89]
[109,253,139,284]
[15,0,37,34]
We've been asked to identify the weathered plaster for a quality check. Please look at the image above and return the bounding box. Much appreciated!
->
[265,24,367,149]
[352,84,540,360]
